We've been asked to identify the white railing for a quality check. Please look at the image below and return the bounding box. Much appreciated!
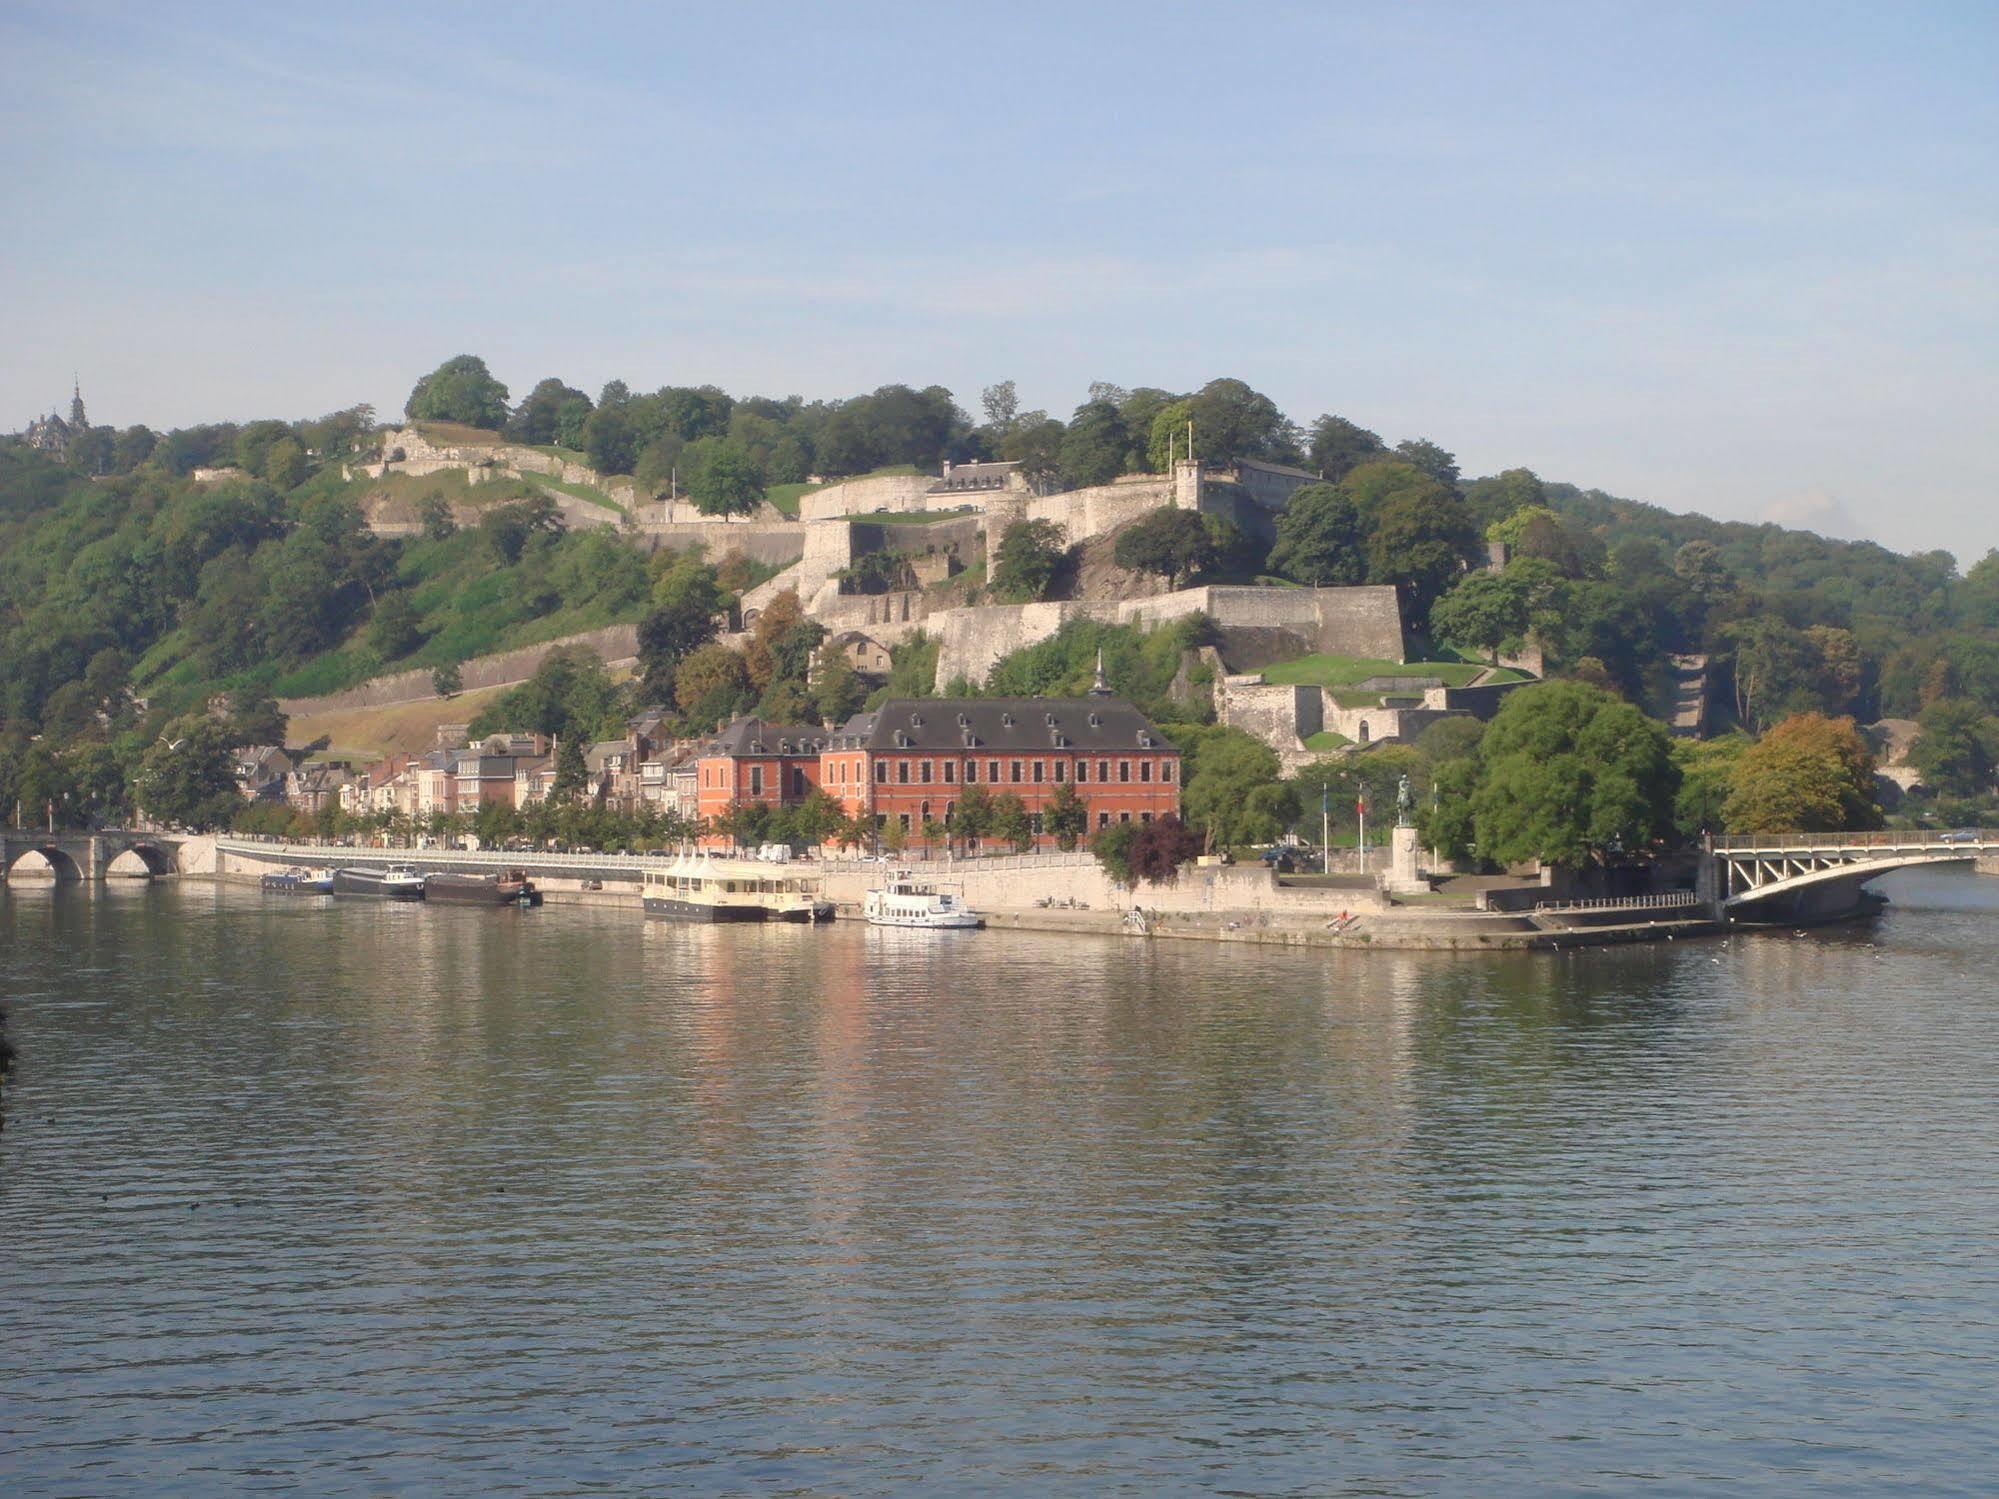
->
[1534,890,1700,914]
[1712,830,1997,852]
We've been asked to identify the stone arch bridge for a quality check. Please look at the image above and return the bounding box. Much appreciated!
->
[1707,830,1999,922]
[0,829,184,882]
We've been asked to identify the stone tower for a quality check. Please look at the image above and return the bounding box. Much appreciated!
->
[69,377,87,430]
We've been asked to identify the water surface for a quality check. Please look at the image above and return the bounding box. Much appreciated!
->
[4,873,1997,1493]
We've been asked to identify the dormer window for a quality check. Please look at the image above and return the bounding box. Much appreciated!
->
[1088,712,1102,728]
[911,712,924,727]
[956,712,969,726]
[1001,712,1014,728]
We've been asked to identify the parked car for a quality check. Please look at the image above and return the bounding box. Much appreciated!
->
[1939,829,1980,844]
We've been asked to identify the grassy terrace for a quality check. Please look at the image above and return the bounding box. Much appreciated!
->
[410,420,505,446]
[765,464,925,519]
[1262,653,1524,690]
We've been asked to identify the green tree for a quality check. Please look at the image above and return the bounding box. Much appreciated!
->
[1723,712,1882,833]
[1043,779,1088,851]
[685,437,765,516]
[1267,483,1366,586]
[1307,414,1386,480]
[405,355,510,429]
[1453,680,1680,866]
[1671,735,1748,839]
[582,403,639,476]
[1113,507,1212,588]
[1180,727,1299,849]
[1058,400,1130,488]
[418,493,457,539]
[990,519,1068,603]
[367,591,423,660]
[1909,699,1999,797]
[1092,820,1138,885]
[1393,438,1458,485]
[810,653,866,726]
[999,416,1066,492]
[1185,378,1289,465]
[263,438,308,490]
[1428,570,1531,663]
[506,378,592,446]
[952,782,996,847]
[551,736,590,798]
[990,791,1033,852]
[675,643,751,715]
[1364,484,1479,622]
[135,716,243,830]
[431,663,463,699]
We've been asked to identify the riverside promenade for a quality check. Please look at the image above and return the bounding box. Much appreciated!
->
[205,838,1723,951]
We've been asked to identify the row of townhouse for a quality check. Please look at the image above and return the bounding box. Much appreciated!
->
[686,690,1182,848]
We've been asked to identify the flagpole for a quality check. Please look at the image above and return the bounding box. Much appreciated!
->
[1321,786,1329,875]
[1358,796,1365,871]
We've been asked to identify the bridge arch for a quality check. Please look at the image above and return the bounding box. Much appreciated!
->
[105,843,174,877]
[5,845,83,882]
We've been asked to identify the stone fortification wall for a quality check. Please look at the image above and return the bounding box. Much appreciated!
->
[798,473,941,521]
[929,584,1406,691]
[277,623,640,717]
[1019,476,1179,547]
[630,520,807,568]
[739,521,859,620]
[862,514,985,559]
[1215,677,1323,769]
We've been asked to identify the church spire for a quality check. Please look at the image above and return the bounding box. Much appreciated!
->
[69,376,87,429]
[1088,646,1112,697]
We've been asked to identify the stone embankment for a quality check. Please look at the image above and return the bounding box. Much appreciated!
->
[277,623,640,717]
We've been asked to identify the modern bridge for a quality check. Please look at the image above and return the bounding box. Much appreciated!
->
[1706,830,1999,922]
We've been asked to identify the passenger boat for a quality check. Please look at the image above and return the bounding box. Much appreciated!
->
[424,869,543,906]
[863,871,983,929]
[331,864,426,900]
[261,867,334,894]
[641,850,834,923]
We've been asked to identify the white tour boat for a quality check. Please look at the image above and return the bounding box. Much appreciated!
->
[863,870,983,929]
[642,849,834,923]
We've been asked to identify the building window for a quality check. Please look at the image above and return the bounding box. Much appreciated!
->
[921,801,931,820]
[898,761,910,784]
[1119,811,1131,823]
[1097,811,1110,828]
[898,813,911,831]
[1099,760,1111,782]
[943,761,955,783]
[1053,761,1065,783]
[1358,721,1370,744]
[1140,760,1152,782]
[920,760,933,784]
[989,760,1001,782]
[1010,760,1023,784]
[1032,760,1045,783]
[1030,813,1044,836]
[1119,760,1131,783]
[1141,812,1153,824]
[1162,762,1174,783]
[750,766,764,797]
[876,761,888,783]
[945,800,955,821]
[792,766,807,797]
[1075,760,1088,784]
[964,760,977,783]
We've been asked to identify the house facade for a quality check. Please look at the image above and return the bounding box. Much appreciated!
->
[690,716,830,830]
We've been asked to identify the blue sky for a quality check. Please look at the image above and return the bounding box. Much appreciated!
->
[3,1,1994,559]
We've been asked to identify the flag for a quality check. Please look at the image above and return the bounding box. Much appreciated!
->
[1356,794,1366,817]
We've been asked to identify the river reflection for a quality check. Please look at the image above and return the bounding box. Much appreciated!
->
[3,870,1997,1493]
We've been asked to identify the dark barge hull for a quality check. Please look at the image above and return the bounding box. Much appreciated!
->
[425,874,542,906]
[331,869,425,900]
[642,896,763,922]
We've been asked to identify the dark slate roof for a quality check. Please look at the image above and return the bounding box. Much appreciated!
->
[831,698,1173,754]
[929,459,1020,494]
[698,715,831,758]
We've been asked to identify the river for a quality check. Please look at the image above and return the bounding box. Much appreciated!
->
[4,872,1997,1494]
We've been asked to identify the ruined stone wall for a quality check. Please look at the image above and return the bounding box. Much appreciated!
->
[631,520,808,568]
[277,624,641,717]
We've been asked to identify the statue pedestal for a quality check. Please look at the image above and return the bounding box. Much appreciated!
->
[1386,824,1428,894]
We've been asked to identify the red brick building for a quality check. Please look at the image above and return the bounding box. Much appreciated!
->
[692,716,829,832]
[823,696,1180,845]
